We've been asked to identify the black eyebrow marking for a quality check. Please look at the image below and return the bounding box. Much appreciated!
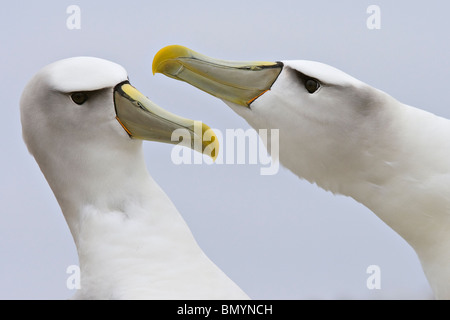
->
[289,67,317,83]
[285,66,331,87]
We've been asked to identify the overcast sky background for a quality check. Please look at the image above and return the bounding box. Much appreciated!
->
[2,1,449,299]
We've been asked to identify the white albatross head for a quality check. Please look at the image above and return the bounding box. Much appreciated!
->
[21,56,218,160]
[20,56,219,229]
[152,45,398,194]
[19,57,249,300]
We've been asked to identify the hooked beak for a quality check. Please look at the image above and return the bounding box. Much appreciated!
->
[114,81,218,161]
[152,45,283,107]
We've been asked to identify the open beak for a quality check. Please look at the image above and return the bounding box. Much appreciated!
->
[114,80,218,161]
[152,45,283,107]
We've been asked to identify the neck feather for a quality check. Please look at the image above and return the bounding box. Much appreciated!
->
[316,104,450,298]
[35,140,247,299]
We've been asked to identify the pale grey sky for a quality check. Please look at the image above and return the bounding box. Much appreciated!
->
[2,0,448,299]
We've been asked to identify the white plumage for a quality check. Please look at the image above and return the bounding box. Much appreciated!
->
[20,57,248,299]
[153,46,450,299]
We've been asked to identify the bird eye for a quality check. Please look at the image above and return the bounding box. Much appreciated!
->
[305,79,320,94]
[71,92,88,105]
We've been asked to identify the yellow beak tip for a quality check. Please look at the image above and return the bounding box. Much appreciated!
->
[201,122,219,162]
[152,44,196,76]
[151,59,160,75]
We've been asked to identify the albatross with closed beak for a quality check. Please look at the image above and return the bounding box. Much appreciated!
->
[20,56,248,299]
[153,45,450,299]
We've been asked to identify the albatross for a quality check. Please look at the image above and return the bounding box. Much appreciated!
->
[153,45,450,299]
[20,56,248,300]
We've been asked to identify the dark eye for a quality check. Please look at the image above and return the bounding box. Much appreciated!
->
[71,92,88,105]
[305,79,320,94]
